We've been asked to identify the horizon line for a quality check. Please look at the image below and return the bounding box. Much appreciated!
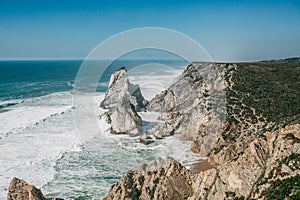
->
[0,56,299,63]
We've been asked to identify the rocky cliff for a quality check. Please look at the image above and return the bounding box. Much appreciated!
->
[147,62,227,155]
[100,67,148,136]
[104,124,300,200]
[147,60,300,156]
[103,157,194,200]
[104,59,300,199]
[10,60,298,199]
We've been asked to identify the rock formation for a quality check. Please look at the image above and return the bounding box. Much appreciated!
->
[104,59,300,199]
[100,67,148,136]
[7,177,45,200]
[103,157,194,200]
[193,124,300,199]
[147,62,228,155]
[7,177,64,200]
[139,134,154,145]
[104,124,300,200]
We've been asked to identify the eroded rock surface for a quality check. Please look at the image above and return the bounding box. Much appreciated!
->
[100,67,148,136]
[7,177,46,200]
[104,60,300,199]
[103,158,193,200]
[147,63,228,155]
[7,177,64,200]
[104,124,300,200]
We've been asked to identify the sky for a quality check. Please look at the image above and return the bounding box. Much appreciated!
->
[0,0,300,61]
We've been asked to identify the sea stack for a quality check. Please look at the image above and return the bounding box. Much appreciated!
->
[100,67,148,136]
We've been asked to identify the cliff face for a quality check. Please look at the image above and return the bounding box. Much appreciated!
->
[147,63,228,155]
[104,59,300,199]
[195,124,300,199]
[147,60,300,155]
[100,67,148,136]
[104,124,300,200]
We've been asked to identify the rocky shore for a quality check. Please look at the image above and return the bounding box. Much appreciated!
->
[7,178,62,200]
[103,124,300,200]
[7,58,300,199]
[102,59,300,199]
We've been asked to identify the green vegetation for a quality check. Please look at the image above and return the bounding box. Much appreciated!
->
[225,191,245,200]
[264,175,300,200]
[254,154,300,198]
[138,175,145,185]
[285,133,300,143]
[224,59,300,138]
[280,153,300,171]
[125,171,134,189]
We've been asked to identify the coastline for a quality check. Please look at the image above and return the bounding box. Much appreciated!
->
[3,58,300,199]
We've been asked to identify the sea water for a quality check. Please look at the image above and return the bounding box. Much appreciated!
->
[0,60,200,199]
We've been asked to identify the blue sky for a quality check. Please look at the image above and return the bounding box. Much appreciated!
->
[0,0,300,61]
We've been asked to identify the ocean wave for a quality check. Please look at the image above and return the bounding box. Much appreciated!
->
[0,91,74,138]
[0,99,24,109]
[0,105,73,138]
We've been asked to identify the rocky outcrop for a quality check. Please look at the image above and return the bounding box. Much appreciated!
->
[103,157,194,200]
[147,59,300,157]
[139,134,154,145]
[191,124,300,199]
[103,124,300,200]
[101,59,300,199]
[7,177,46,200]
[7,178,64,200]
[104,59,300,199]
[101,67,148,112]
[147,63,228,155]
[100,67,148,136]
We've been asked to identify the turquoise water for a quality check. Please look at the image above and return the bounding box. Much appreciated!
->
[0,59,190,199]
[0,59,187,102]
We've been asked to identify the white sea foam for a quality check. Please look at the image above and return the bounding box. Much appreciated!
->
[0,99,24,109]
[0,91,84,199]
[0,92,73,138]
[0,66,203,199]
[127,64,184,100]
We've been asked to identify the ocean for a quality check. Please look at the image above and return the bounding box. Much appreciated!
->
[0,59,200,199]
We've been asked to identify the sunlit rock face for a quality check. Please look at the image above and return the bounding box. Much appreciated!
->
[100,67,148,136]
[147,63,228,155]
[7,177,46,200]
[103,157,194,200]
[103,124,300,200]
[103,59,300,199]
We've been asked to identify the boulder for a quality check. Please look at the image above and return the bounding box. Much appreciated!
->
[139,134,154,145]
[7,177,46,200]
